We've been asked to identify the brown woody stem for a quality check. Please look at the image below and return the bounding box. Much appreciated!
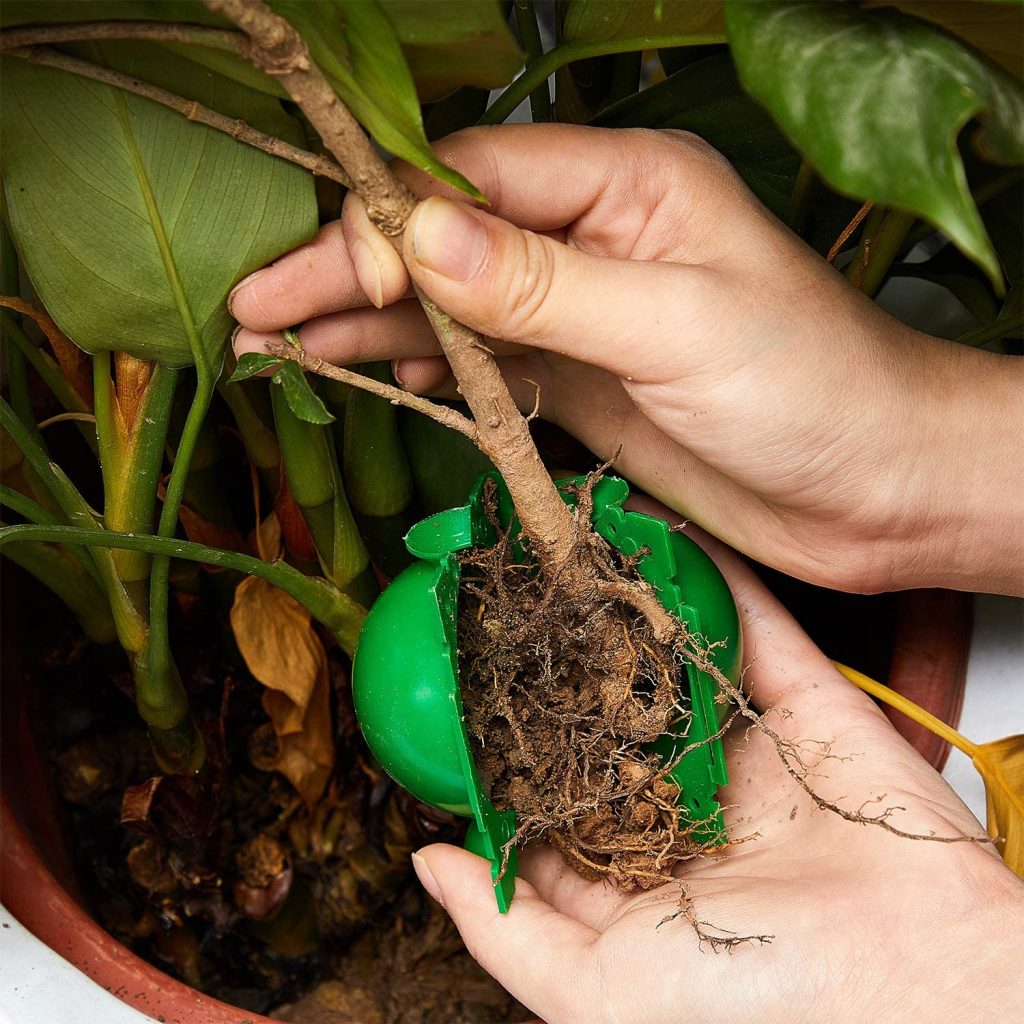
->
[264,342,478,442]
[1,43,352,187]
[203,0,578,568]
[0,20,243,53]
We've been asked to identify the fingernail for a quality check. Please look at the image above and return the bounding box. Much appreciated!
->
[227,268,265,315]
[411,852,444,907]
[230,324,242,350]
[392,358,407,389]
[350,238,384,309]
[411,197,487,281]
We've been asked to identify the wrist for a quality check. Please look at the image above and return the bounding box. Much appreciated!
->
[894,339,1023,594]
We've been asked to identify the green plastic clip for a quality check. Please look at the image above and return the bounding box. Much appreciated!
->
[352,472,740,912]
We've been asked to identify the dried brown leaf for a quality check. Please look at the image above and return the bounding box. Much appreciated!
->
[0,295,93,406]
[973,734,1024,877]
[230,576,334,805]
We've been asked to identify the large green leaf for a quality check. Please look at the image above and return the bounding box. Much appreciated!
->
[1,42,316,369]
[1,1,495,195]
[269,0,481,198]
[596,55,798,217]
[726,1,1024,288]
[594,54,860,252]
[0,0,523,100]
[864,1,1023,79]
[382,0,522,101]
[563,0,725,47]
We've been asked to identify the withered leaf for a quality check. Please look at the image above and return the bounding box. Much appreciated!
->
[230,576,334,805]
[973,734,1024,878]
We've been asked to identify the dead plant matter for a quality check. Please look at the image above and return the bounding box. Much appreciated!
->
[458,479,728,890]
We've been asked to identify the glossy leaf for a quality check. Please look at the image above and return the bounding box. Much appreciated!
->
[563,0,725,47]
[864,1,1023,79]
[382,0,523,101]
[726,2,1024,288]
[269,0,482,199]
[1,43,316,369]
[272,361,335,426]
[596,55,798,217]
[0,0,292,96]
[228,352,284,383]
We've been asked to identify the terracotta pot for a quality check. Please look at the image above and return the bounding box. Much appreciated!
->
[1,797,278,1024]
[0,582,969,1022]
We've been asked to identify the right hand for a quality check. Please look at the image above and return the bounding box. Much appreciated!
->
[232,124,1023,595]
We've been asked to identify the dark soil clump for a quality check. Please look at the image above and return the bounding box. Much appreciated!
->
[457,481,721,889]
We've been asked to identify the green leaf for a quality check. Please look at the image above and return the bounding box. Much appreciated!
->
[1,42,317,369]
[863,1,1023,80]
[726,1,1024,289]
[269,0,483,199]
[563,0,725,47]
[228,352,284,383]
[272,360,335,425]
[595,54,799,217]
[382,0,523,101]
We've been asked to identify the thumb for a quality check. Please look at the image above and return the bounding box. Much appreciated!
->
[412,844,601,1024]
[403,196,707,381]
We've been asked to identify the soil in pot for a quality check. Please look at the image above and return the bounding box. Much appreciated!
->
[12,568,526,1024]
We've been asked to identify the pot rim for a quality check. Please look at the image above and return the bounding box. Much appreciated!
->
[0,795,279,1024]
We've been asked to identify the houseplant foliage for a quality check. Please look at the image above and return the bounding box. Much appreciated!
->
[1,0,1021,1018]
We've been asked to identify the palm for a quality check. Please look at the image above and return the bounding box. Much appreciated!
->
[415,532,1019,1024]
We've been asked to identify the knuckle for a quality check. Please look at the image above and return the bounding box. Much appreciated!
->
[502,230,558,339]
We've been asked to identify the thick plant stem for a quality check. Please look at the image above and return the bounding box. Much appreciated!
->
[271,382,374,603]
[846,209,915,298]
[513,0,552,123]
[94,352,178,603]
[218,368,281,493]
[140,366,218,773]
[205,0,579,570]
[2,537,117,644]
[1,396,147,650]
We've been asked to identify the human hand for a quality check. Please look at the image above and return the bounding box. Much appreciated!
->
[232,124,1023,595]
[407,510,1024,1024]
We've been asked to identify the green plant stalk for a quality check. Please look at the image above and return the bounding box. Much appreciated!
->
[2,533,117,643]
[94,352,179,598]
[140,365,218,770]
[172,413,240,533]
[217,374,281,492]
[342,363,414,518]
[513,0,552,123]
[846,209,916,298]
[3,326,35,430]
[271,381,372,599]
[0,523,366,654]
[0,396,147,650]
[787,158,816,232]
[0,312,97,453]
[957,311,1024,349]
[0,480,106,588]
[480,32,727,125]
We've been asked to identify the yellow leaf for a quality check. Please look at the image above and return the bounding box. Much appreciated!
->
[973,735,1024,876]
[230,576,334,805]
[835,663,1024,879]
